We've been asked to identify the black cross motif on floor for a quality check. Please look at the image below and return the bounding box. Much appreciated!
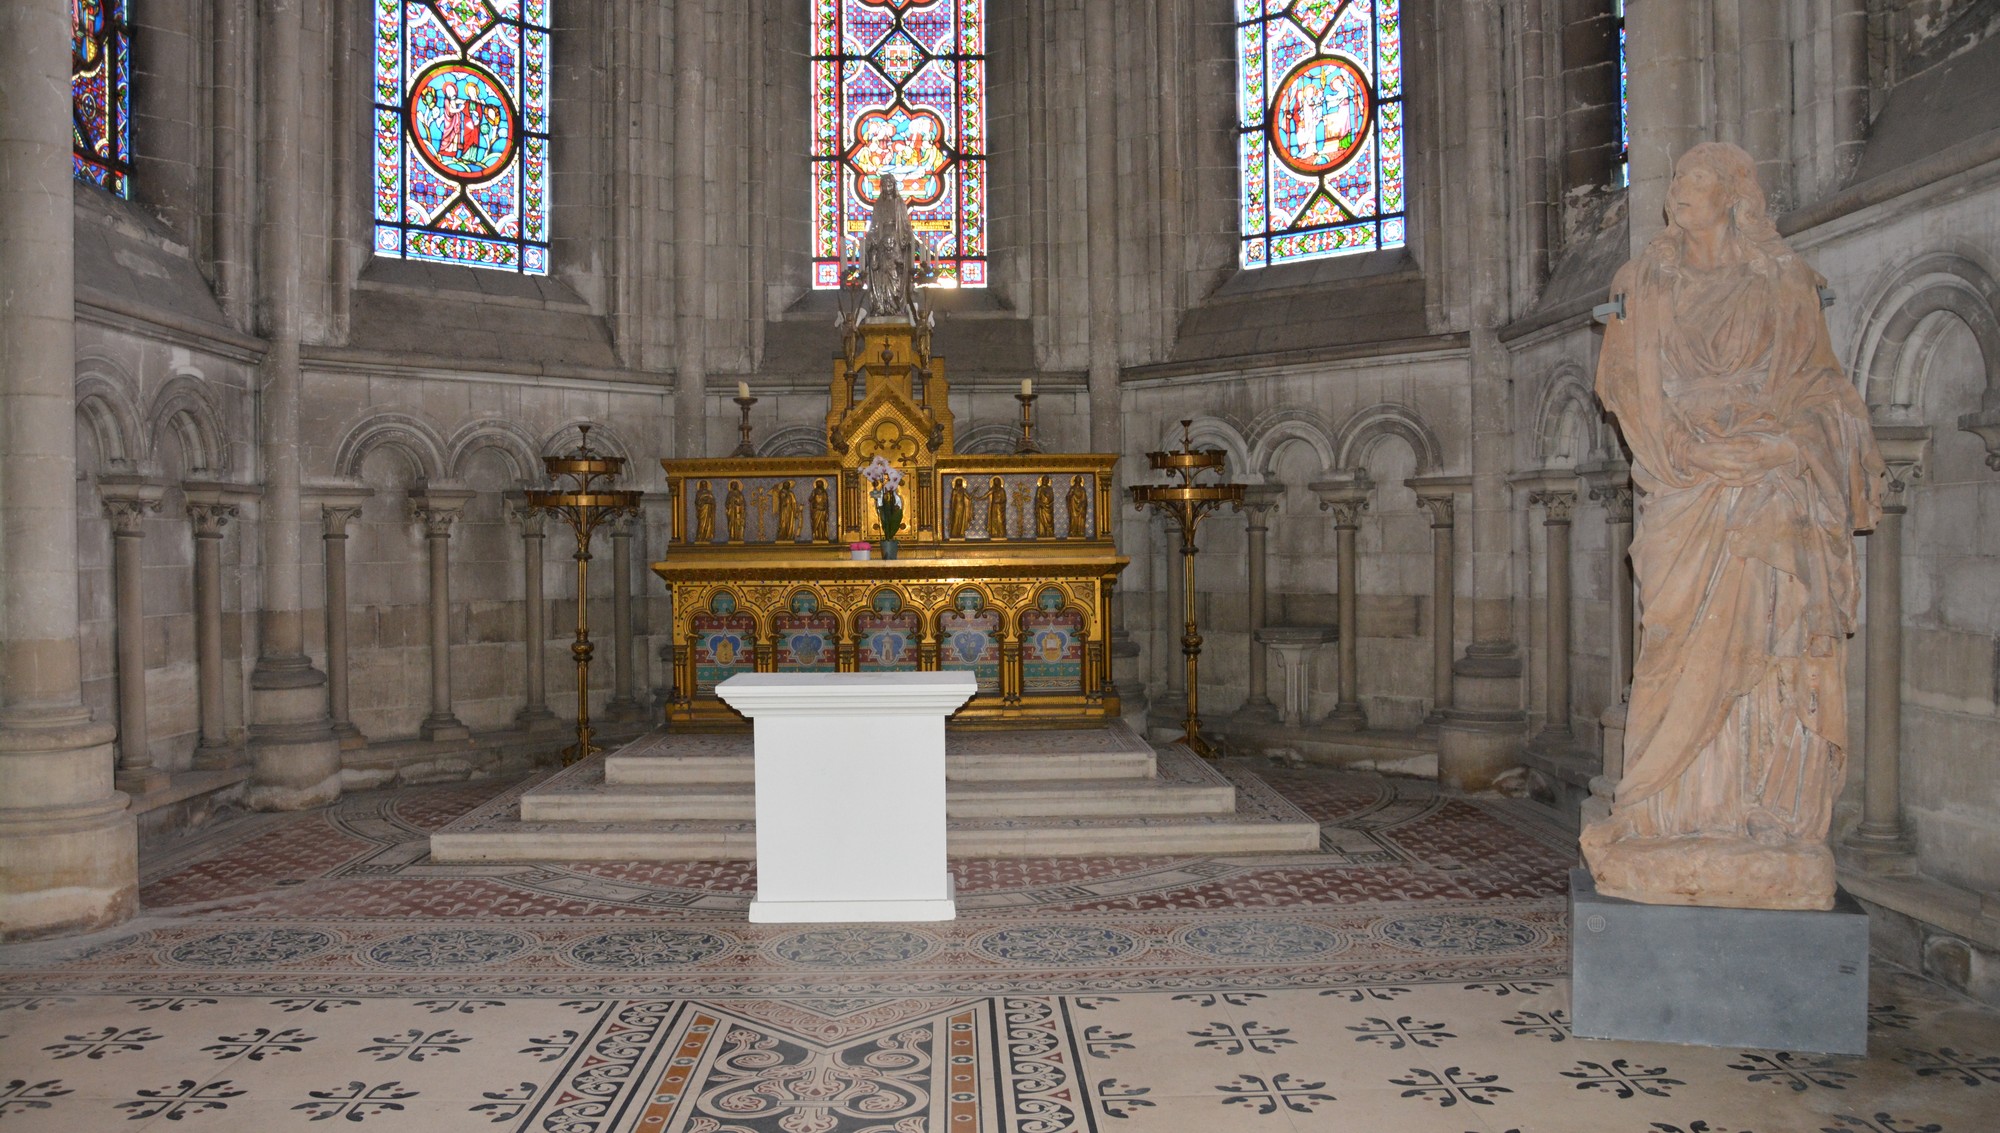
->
[1390,1066,1511,1107]
[0,997,74,1013]
[0,1078,72,1116]
[1094,1078,1155,1118]
[1462,981,1554,997]
[521,1029,582,1062]
[293,1080,419,1121]
[1172,991,1267,1007]
[1867,1003,1917,1031]
[273,998,362,1014]
[1189,1020,1296,1055]
[1502,1008,1569,1041]
[1562,1058,1685,1098]
[128,996,219,1012]
[413,998,507,1014]
[358,1028,470,1061]
[204,1026,316,1061]
[1082,1024,1135,1059]
[1898,1046,2000,1085]
[470,1082,537,1122]
[1817,1114,1945,1133]
[1072,996,1121,1010]
[1647,1123,1753,1133]
[1348,1015,1456,1049]
[1319,985,1411,1003]
[115,1079,247,1121]
[42,1025,160,1060]
[1728,1051,1856,1092]
[1217,1072,1334,1114]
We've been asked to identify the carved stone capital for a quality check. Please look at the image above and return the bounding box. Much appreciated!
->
[189,501,241,538]
[1309,474,1373,527]
[102,493,161,535]
[1404,474,1470,529]
[1957,408,2000,472]
[407,485,474,537]
[511,504,549,536]
[1577,459,1633,523]
[1232,484,1284,527]
[1873,424,1931,507]
[317,504,361,537]
[608,510,640,537]
[1529,488,1578,524]
[1413,493,1456,527]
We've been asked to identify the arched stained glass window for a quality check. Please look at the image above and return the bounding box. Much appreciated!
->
[1236,0,1405,269]
[373,0,552,274]
[1615,0,1629,187]
[73,0,133,196]
[811,0,987,289]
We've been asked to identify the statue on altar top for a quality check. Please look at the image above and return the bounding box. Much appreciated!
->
[848,174,937,325]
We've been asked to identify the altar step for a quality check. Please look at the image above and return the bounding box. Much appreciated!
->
[429,722,1321,862]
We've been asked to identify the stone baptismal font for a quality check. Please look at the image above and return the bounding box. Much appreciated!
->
[1579,142,1886,913]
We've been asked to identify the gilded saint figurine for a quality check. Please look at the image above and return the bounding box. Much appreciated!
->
[1066,474,1089,538]
[1578,142,1885,912]
[809,478,831,542]
[949,476,972,539]
[694,479,716,543]
[725,479,747,543]
[1033,475,1056,539]
[985,475,1009,540]
[776,480,801,542]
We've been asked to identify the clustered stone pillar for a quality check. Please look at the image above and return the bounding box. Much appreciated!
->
[1237,487,1283,722]
[672,0,708,458]
[606,512,643,721]
[318,495,368,750]
[1313,476,1372,729]
[1848,427,1929,859]
[186,492,240,767]
[513,503,557,732]
[410,490,472,742]
[1528,484,1578,751]
[1408,476,1470,723]
[100,482,165,795]
[0,0,138,938]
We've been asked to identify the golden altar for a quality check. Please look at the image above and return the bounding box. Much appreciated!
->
[651,194,1128,730]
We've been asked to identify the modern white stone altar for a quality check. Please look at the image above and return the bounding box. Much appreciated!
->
[715,671,976,923]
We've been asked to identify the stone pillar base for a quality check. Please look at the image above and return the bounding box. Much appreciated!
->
[114,766,172,796]
[332,722,368,751]
[190,742,241,770]
[515,706,565,734]
[420,715,472,742]
[245,665,342,811]
[0,717,138,941]
[1436,708,1526,792]
[604,697,649,724]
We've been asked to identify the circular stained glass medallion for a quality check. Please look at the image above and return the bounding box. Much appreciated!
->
[407,61,518,183]
[1269,56,1373,177]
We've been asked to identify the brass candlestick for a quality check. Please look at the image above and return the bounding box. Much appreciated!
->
[1130,419,1244,758]
[525,425,643,765]
[732,395,759,457]
[1015,391,1039,454]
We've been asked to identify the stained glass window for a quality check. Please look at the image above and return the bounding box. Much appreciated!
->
[811,0,986,289]
[73,0,133,196]
[1236,0,1405,269]
[1615,0,1629,187]
[373,0,551,274]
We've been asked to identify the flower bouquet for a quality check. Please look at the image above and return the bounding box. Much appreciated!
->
[862,454,905,559]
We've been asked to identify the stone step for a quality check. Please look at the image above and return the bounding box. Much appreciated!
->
[603,725,1159,787]
[519,777,1236,823]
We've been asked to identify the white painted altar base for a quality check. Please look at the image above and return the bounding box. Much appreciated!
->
[715,671,976,923]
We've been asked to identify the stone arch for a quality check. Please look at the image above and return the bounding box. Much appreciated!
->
[1334,403,1444,475]
[333,413,448,482]
[145,371,228,476]
[955,423,1020,456]
[445,418,541,483]
[544,419,635,464]
[73,371,142,475]
[1852,251,2000,416]
[1168,416,1253,479]
[1532,365,1610,467]
[759,424,829,457]
[1245,407,1339,481]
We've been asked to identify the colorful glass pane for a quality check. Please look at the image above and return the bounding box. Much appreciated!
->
[374,0,551,274]
[73,0,133,197]
[812,0,987,289]
[1237,0,1406,268]
[1615,0,1629,187]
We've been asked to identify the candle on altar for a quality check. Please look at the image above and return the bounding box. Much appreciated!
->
[1021,378,1033,397]
[737,381,750,401]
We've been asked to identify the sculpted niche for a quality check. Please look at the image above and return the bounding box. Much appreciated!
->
[1580,142,1886,912]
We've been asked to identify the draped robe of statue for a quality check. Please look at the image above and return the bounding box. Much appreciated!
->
[1580,142,1884,912]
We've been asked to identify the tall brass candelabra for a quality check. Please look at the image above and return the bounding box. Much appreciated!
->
[1130,420,1244,758]
[525,426,643,765]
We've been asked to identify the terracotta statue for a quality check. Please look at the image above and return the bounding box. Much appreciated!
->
[949,476,972,539]
[809,478,830,542]
[1033,475,1056,539]
[985,476,1008,540]
[1579,142,1885,912]
[1066,474,1089,538]
[725,479,747,543]
[776,480,801,542]
[694,480,716,543]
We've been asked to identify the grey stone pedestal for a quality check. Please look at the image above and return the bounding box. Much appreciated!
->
[1569,868,1868,1054]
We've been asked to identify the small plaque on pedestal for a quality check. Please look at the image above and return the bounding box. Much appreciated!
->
[1569,867,1868,1055]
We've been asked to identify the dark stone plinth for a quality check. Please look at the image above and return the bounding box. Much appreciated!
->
[1569,867,1868,1054]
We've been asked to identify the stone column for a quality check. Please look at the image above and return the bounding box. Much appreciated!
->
[1235,487,1283,722]
[244,0,339,811]
[1312,476,1373,730]
[409,489,473,741]
[185,490,242,766]
[316,492,370,750]
[1085,0,1121,455]
[512,502,558,731]
[1408,475,1470,723]
[1626,0,1706,254]
[1159,515,1185,708]
[1580,461,1634,824]
[1527,484,1579,750]
[100,482,165,795]
[1848,426,1929,859]
[0,0,138,939]
[672,0,707,457]
[606,512,644,721]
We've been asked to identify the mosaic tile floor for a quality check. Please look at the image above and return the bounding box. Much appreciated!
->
[2,758,1995,1132]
